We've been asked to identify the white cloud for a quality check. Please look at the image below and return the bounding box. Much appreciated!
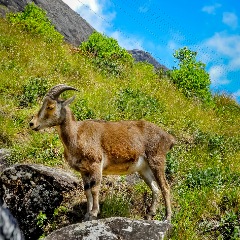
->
[62,0,114,33]
[198,32,240,86]
[208,65,230,85]
[62,0,145,51]
[222,12,238,29]
[202,3,221,15]
[62,0,99,12]
[204,32,240,71]
[110,31,143,50]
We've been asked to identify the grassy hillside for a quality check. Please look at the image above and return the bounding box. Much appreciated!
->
[0,16,240,239]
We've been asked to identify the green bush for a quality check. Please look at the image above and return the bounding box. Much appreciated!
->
[71,99,95,120]
[184,167,223,189]
[19,77,49,107]
[79,32,133,76]
[116,88,164,120]
[169,47,213,104]
[7,3,63,43]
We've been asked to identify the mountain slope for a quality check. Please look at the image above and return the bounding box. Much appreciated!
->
[0,7,240,240]
[0,0,168,70]
[0,0,95,46]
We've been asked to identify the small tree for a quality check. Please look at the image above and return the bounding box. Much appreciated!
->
[80,32,133,76]
[170,47,212,104]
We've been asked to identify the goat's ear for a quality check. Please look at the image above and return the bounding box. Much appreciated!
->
[63,96,75,107]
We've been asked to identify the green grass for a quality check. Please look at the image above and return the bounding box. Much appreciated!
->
[0,17,240,239]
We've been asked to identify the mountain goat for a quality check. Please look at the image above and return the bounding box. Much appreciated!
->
[29,84,175,221]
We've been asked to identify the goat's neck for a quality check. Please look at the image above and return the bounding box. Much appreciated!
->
[56,108,78,150]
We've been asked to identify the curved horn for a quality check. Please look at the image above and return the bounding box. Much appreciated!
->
[46,84,78,99]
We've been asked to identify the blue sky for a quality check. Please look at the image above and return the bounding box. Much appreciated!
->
[62,0,240,102]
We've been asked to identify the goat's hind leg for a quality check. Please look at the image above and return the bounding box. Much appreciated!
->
[139,164,161,220]
[148,155,172,222]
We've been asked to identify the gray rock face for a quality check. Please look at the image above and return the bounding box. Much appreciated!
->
[0,0,95,46]
[128,49,168,71]
[0,164,81,240]
[44,217,172,240]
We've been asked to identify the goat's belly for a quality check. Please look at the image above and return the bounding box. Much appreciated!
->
[102,155,147,175]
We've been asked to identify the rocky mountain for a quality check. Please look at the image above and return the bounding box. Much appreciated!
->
[0,0,167,70]
[128,49,168,70]
[0,0,95,46]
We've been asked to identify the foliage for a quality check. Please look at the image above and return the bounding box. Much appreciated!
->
[7,3,63,43]
[184,167,223,189]
[101,193,131,218]
[72,99,96,120]
[19,77,49,107]
[115,88,165,120]
[36,211,47,228]
[170,47,213,104]
[214,93,240,115]
[79,32,133,76]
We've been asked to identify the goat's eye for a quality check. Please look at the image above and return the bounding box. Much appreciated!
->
[47,105,54,110]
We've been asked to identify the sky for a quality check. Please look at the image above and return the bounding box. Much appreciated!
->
[62,0,240,103]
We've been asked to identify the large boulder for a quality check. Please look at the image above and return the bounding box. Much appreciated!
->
[0,164,81,240]
[44,217,171,240]
[0,0,95,46]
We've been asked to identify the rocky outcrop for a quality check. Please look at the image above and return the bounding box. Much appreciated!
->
[0,0,95,46]
[0,164,81,240]
[44,217,172,240]
[0,148,10,172]
[128,49,168,71]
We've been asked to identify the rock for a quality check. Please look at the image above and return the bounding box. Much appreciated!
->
[128,49,168,71]
[0,148,10,172]
[44,217,172,240]
[0,205,24,240]
[0,164,81,240]
[0,0,95,46]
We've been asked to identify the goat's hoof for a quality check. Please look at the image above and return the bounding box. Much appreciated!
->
[165,217,171,223]
[83,213,97,221]
[144,213,154,220]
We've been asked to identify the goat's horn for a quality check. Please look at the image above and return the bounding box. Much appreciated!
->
[46,84,78,99]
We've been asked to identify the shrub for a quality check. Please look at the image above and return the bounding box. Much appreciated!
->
[7,3,63,43]
[71,99,95,120]
[116,88,164,120]
[79,32,133,76]
[184,167,223,189]
[19,77,49,107]
[169,47,213,104]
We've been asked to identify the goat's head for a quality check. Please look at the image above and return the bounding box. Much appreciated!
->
[29,84,78,131]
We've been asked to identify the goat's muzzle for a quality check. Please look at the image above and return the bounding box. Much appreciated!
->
[29,119,40,131]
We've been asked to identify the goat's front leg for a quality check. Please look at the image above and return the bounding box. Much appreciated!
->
[82,170,102,221]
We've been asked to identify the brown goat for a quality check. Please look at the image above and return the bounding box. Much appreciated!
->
[29,84,175,221]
